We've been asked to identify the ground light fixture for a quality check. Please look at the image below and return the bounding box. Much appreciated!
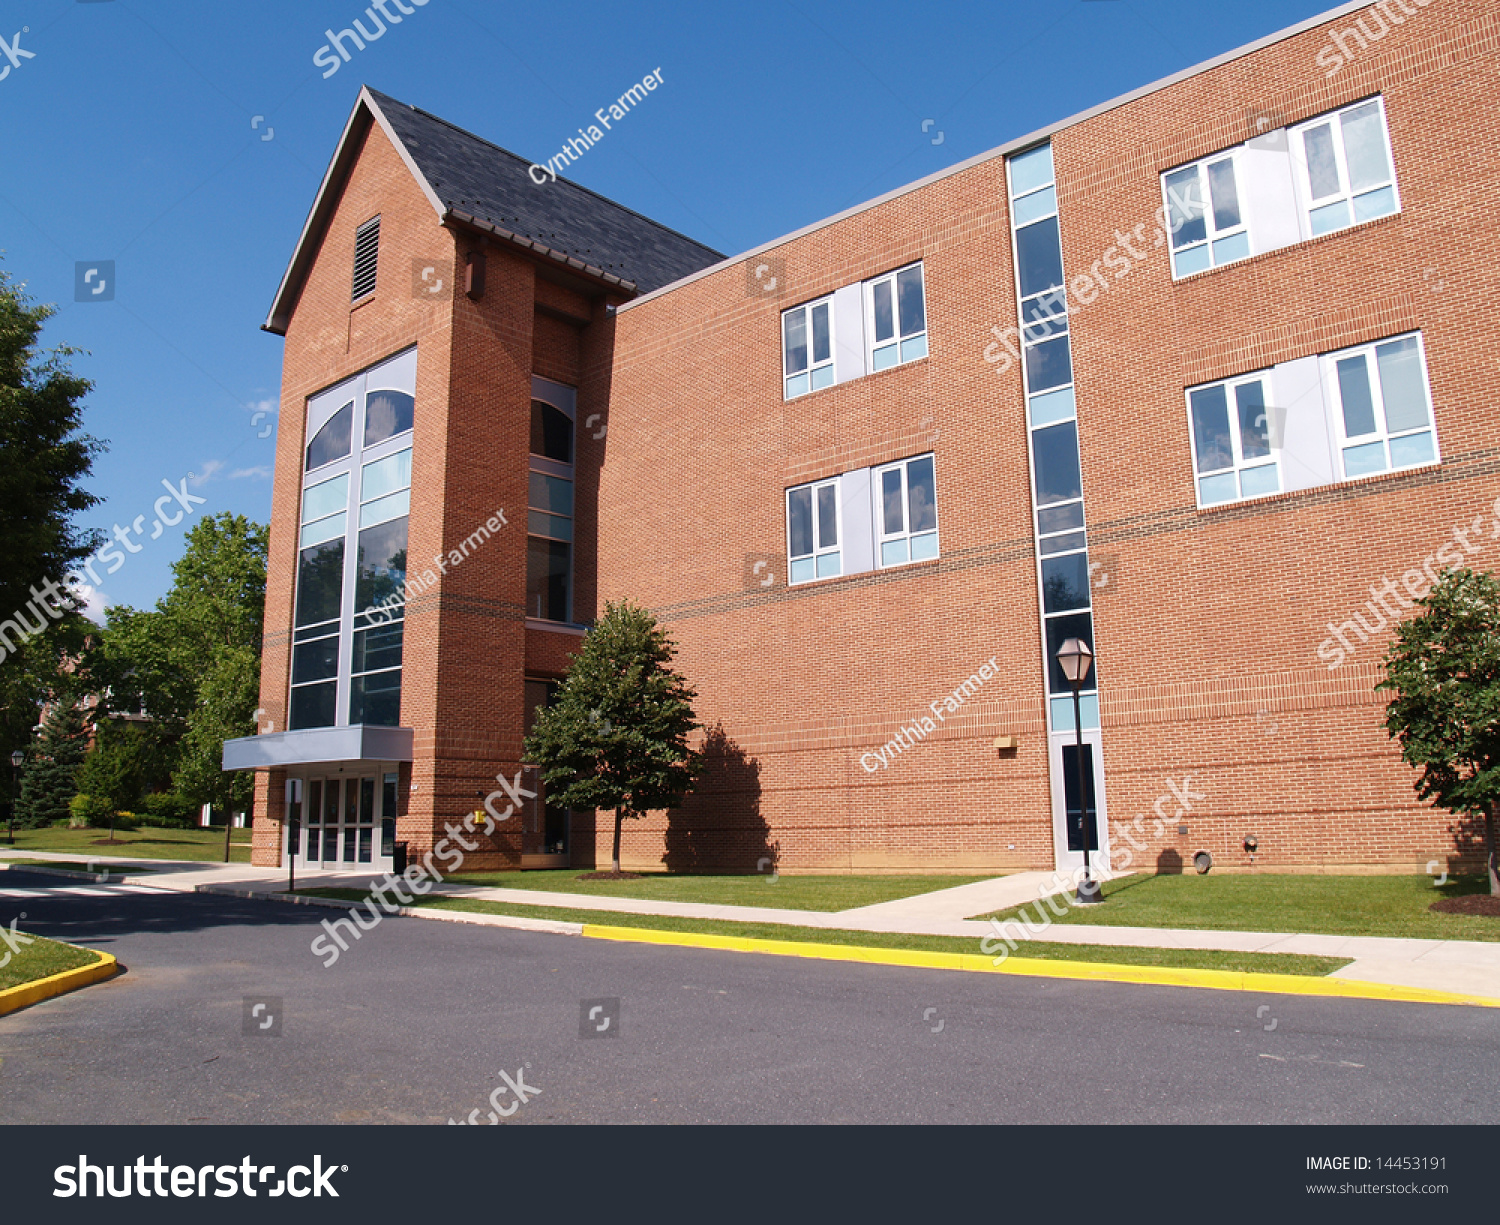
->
[1054,638,1103,905]
[7,748,22,845]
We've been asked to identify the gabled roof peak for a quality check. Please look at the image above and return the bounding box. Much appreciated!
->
[264,86,723,334]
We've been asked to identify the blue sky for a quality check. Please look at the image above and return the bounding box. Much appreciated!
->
[0,0,1338,614]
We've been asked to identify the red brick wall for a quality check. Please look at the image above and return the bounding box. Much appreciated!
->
[252,112,621,872]
[254,4,1499,878]
[1058,0,1500,875]
[254,117,459,867]
[596,0,1500,874]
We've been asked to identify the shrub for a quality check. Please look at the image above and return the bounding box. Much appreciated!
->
[135,791,199,829]
[69,785,127,827]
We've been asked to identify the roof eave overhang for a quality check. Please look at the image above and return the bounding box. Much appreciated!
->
[443,208,638,296]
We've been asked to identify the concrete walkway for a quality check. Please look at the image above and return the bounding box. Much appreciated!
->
[3,849,1496,999]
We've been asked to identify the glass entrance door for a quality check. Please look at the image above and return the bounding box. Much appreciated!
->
[1049,731,1108,875]
[295,774,379,869]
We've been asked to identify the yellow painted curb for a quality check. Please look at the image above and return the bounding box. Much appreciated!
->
[580,924,1500,1009]
[0,946,119,1017]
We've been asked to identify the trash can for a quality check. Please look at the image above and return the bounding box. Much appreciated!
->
[393,841,409,875]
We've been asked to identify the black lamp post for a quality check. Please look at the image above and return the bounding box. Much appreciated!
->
[8,749,24,845]
[1055,638,1103,905]
[286,779,302,895]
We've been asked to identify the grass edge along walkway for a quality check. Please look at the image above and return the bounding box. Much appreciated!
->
[976,873,1500,943]
[295,888,1351,977]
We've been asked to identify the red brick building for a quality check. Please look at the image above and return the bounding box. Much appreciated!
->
[226,0,1500,878]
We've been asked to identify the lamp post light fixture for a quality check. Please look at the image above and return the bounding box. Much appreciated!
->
[1055,638,1103,905]
[8,749,24,845]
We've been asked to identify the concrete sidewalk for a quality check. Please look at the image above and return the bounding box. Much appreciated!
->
[4,850,1496,999]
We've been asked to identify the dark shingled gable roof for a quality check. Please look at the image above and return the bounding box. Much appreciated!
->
[366,88,724,294]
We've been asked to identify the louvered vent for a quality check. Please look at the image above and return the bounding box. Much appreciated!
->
[351,216,380,301]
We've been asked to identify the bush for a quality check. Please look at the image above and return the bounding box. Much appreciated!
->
[135,792,199,829]
[67,794,136,830]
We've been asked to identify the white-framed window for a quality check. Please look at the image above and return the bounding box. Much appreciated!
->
[875,454,939,567]
[1163,152,1250,278]
[1326,332,1436,480]
[865,262,927,372]
[291,347,416,732]
[1186,372,1280,507]
[782,296,834,399]
[1292,97,1399,238]
[787,477,841,584]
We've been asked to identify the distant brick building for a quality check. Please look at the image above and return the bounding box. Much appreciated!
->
[226,0,1500,878]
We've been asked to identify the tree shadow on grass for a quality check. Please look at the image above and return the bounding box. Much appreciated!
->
[664,724,777,875]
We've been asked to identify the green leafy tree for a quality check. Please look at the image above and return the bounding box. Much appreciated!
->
[90,513,267,819]
[0,612,94,795]
[15,701,90,828]
[173,643,260,818]
[0,258,105,757]
[0,259,104,623]
[76,718,172,838]
[524,600,702,874]
[1379,567,1500,895]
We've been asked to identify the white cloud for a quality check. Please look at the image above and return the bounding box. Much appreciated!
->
[68,584,108,625]
[188,459,225,488]
[229,466,273,480]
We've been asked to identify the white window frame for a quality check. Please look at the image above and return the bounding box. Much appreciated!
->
[786,476,842,585]
[782,296,835,400]
[1324,331,1437,481]
[874,454,939,568]
[1290,96,1400,239]
[864,262,928,373]
[1162,151,1252,279]
[1185,371,1281,508]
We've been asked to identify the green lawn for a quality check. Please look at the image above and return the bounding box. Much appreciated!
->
[976,873,1500,942]
[295,888,1350,977]
[0,932,100,992]
[442,869,992,912]
[0,826,252,863]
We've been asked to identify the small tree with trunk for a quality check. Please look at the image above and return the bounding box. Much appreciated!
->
[1379,567,1500,895]
[523,600,701,875]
